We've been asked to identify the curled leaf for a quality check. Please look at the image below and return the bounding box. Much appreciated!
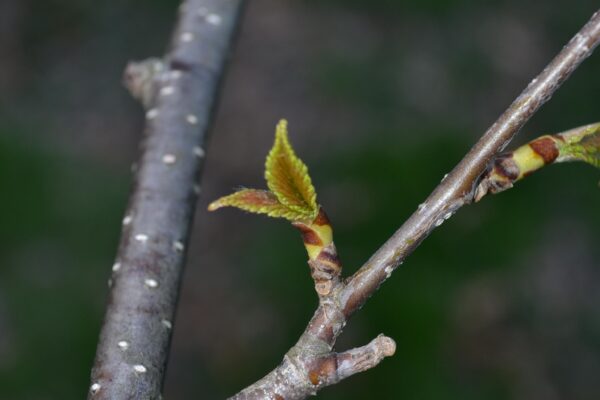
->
[265,120,319,221]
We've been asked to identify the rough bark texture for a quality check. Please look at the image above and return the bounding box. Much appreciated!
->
[88,1,244,399]
[230,9,600,400]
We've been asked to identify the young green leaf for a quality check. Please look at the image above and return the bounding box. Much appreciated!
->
[208,120,321,222]
[208,189,308,220]
[557,123,600,167]
[265,120,319,221]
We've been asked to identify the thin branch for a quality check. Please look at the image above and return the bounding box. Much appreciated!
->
[88,1,244,399]
[340,7,600,317]
[230,9,600,400]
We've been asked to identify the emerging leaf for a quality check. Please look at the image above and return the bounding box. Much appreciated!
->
[265,120,319,221]
[208,120,321,223]
[208,189,312,220]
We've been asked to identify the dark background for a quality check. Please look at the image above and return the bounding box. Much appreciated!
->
[1,0,599,399]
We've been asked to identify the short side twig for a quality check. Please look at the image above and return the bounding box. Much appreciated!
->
[306,335,397,387]
[88,1,244,399]
[230,9,600,400]
[474,122,600,201]
[292,208,343,297]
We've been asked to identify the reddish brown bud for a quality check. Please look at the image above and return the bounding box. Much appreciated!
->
[529,137,559,164]
[292,223,322,246]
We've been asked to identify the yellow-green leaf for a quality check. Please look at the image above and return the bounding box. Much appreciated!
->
[264,120,318,220]
[557,122,600,167]
[207,189,312,221]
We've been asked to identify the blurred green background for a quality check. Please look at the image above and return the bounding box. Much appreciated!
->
[1,0,599,399]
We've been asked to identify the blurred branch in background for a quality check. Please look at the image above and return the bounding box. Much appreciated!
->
[88,1,244,398]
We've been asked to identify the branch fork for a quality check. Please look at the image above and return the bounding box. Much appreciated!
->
[222,9,600,400]
[90,2,600,399]
[209,120,399,397]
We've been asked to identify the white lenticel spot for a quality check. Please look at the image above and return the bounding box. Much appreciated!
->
[206,14,222,25]
[118,340,129,350]
[193,146,205,158]
[146,109,159,119]
[186,114,198,124]
[90,383,101,393]
[135,234,148,242]
[145,278,158,288]
[384,266,393,278]
[162,154,177,164]
[162,319,173,329]
[173,241,185,252]
[122,215,132,225]
[180,32,194,42]
[160,86,175,96]
[112,262,121,272]
[133,365,147,373]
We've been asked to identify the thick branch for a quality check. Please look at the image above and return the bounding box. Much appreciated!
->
[230,9,600,400]
[88,1,244,399]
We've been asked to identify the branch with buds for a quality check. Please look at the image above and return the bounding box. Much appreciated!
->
[210,9,600,400]
[209,121,342,297]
